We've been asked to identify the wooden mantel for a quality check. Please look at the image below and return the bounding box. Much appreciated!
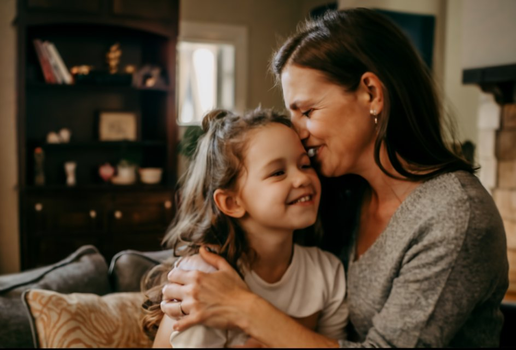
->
[463,63,516,105]
[463,63,516,303]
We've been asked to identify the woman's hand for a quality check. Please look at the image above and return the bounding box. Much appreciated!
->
[231,337,268,348]
[161,246,254,332]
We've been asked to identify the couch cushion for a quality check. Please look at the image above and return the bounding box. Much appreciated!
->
[108,249,174,292]
[0,245,110,348]
[23,289,152,348]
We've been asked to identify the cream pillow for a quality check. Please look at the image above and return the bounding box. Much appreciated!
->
[23,289,152,348]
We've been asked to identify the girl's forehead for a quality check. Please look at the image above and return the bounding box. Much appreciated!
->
[244,124,300,160]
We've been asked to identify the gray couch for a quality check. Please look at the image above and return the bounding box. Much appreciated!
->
[2,245,515,348]
[0,245,173,348]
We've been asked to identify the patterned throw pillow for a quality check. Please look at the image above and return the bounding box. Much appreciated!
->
[23,290,153,348]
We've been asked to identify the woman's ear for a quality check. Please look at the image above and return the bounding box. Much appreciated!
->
[213,189,245,218]
[359,72,384,114]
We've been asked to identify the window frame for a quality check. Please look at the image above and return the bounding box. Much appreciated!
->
[177,21,248,125]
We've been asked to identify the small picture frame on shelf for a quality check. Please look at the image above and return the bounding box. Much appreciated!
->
[98,111,139,141]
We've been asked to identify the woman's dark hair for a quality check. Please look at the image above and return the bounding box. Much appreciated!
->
[272,8,476,181]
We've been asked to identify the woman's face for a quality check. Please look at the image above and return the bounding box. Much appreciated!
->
[281,64,376,177]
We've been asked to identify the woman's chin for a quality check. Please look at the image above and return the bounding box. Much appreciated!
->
[316,163,336,178]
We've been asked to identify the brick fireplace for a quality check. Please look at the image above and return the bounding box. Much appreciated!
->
[463,64,516,300]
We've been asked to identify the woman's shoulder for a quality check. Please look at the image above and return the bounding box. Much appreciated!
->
[401,170,505,246]
[409,170,495,215]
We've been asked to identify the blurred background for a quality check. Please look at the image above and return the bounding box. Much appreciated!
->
[0,0,515,295]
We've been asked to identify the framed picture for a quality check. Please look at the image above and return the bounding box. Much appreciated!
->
[98,111,139,141]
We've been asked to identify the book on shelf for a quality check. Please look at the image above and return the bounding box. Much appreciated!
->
[33,39,73,85]
[45,42,73,85]
[33,39,56,84]
[44,41,63,84]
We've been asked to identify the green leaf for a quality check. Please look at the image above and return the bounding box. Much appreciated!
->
[178,125,204,160]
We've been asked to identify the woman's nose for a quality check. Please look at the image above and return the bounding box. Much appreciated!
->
[291,114,310,140]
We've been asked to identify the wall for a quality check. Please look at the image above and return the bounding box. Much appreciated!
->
[442,0,480,145]
[176,0,316,177]
[462,0,516,69]
[180,0,304,112]
[0,0,19,274]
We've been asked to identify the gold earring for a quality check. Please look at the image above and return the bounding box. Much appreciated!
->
[370,109,378,126]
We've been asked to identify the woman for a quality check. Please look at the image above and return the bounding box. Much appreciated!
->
[160,8,508,347]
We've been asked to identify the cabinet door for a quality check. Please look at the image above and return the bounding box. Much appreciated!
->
[110,192,174,233]
[25,193,108,267]
[28,195,107,234]
[107,192,174,256]
[112,0,177,20]
[27,0,101,13]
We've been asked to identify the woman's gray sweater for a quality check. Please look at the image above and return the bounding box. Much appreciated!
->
[339,171,509,348]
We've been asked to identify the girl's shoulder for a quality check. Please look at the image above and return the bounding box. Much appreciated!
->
[293,245,344,274]
[174,254,217,273]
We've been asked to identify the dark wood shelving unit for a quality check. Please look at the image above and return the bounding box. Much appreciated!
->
[16,0,180,269]
[27,81,171,93]
[32,140,167,149]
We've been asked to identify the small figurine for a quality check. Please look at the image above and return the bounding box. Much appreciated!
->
[125,64,136,74]
[64,161,77,186]
[34,147,45,186]
[59,128,71,143]
[106,42,122,74]
[113,159,136,185]
[46,131,60,143]
[99,162,115,182]
[70,65,93,75]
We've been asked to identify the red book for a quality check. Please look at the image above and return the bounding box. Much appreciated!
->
[42,41,63,84]
[33,39,57,84]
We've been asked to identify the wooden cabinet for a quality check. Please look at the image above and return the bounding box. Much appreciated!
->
[24,190,175,268]
[16,0,180,269]
[27,0,101,14]
[112,0,178,20]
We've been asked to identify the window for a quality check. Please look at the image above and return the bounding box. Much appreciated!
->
[176,22,247,125]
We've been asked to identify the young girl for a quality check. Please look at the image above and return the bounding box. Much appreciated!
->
[141,108,348,347]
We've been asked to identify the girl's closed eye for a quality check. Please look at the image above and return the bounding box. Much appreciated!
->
[270,170,285,177]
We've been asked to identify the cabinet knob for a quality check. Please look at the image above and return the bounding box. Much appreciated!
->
[164,200,172,209]
[35,203,43,212]
[114,210,123,219]
[90,210,97,219]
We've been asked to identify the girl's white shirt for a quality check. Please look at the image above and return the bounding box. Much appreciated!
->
[170,244,348,347]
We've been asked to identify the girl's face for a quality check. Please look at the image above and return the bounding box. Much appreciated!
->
[235,123,321,235]
[281,64,377,177]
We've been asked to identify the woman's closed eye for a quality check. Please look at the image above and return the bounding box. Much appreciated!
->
[301,109,313,118]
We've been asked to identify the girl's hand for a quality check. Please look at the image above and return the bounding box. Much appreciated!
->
[161,246,253,331]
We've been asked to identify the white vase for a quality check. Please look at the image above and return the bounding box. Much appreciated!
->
[64,161,77,186]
